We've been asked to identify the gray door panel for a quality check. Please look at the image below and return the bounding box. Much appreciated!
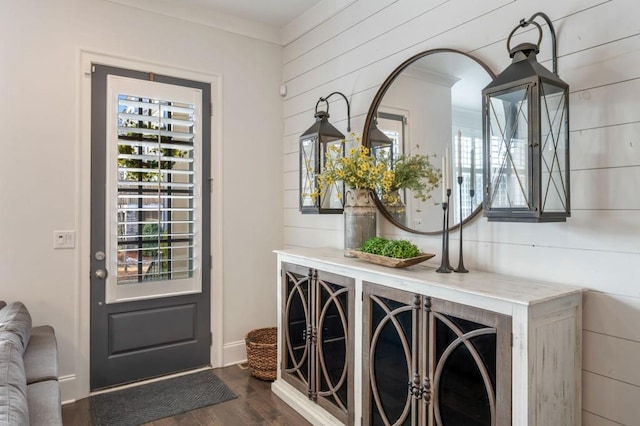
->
[90,64,211,390]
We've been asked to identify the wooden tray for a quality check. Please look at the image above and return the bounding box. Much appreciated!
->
[348,250,435,268]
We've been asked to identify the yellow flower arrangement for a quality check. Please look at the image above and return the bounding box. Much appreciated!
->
[316,134,393,200]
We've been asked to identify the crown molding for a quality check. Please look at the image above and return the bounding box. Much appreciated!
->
[106,0,356,46]
[106,0,282,44]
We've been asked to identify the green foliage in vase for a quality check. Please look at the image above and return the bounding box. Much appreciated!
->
[312,134,394,200]
[381,153,442,204]
[360,237,421,259]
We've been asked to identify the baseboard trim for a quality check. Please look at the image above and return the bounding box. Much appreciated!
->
[60,374,77,405]
[222,339,247,366]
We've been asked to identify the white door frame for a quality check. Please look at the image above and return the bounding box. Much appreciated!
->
[68,50,224,402]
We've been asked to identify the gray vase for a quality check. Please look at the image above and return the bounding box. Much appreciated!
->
[343,188,377,257]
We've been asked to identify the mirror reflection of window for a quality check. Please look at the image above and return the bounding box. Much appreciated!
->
[453,132,483,219]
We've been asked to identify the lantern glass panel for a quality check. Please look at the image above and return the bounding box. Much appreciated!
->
[540,82,569,214]
[487,86,530,210]
[320,139,345,209]
[300,136,317,208]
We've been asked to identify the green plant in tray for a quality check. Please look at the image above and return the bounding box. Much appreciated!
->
[360,237,421,259]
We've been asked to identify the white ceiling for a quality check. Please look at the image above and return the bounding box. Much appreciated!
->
[108,0,347,44]
[184,0,324,27]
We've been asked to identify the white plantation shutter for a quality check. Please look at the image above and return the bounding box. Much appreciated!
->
[106,76,203,303]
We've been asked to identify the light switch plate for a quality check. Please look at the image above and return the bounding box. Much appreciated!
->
[53,230,75,249]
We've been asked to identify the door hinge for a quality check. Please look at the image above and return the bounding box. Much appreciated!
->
[210,102,213,117]
[209,177,213,193]
[210,332,213,347]
[210,254,213,269]
[511,333,514,347]
[91,65,96,73]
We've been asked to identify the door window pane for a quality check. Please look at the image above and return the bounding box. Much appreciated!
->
[105,75,203,303]
[117,95,196,285]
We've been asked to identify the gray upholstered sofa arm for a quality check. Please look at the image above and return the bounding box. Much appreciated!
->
[0,302,62,425]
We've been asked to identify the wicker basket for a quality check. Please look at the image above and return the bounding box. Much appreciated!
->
[245,327,277,381]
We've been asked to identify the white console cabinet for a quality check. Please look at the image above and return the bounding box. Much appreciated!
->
[272,248,582,426]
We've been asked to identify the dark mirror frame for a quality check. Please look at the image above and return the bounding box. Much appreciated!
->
[363,48,495,235]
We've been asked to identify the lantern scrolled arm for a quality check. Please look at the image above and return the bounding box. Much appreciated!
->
[316,92,351,132]
[508,12,558,75]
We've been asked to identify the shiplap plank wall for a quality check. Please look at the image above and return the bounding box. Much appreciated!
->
[282,0,640,423]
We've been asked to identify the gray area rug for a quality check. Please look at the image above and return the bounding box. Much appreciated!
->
[90,370,237,425]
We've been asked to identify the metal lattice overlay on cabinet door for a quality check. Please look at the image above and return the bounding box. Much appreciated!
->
[429,299,512,426]
[282,266,311,390]
[316,278,350,412]
[363,283,423,426]
[432,313,497,426]
[281,263,355,425]
[363,284,512,426]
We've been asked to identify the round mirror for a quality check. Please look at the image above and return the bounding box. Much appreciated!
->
[364,49,494,234]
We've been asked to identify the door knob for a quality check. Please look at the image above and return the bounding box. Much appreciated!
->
[95,269,108,279]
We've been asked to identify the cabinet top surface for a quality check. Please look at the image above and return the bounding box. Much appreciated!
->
[275,247,583,306]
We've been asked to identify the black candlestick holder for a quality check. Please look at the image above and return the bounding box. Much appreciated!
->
[437,199,452,273]
[454,176,468,273]
[445,189,453,270]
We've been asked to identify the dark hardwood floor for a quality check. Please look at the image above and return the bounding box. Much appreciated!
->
[62,365,311,425]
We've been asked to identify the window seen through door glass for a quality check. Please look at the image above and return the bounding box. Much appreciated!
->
[116,95,196,285]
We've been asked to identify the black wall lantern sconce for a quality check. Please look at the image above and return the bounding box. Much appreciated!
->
[482,12,570,222]
[299,91,351,214]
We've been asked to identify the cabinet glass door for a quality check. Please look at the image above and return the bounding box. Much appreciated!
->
[281,263,355,425]
[363,285,512,426]
[282,263,311,394]
[315,270,354,423]
[429,299,512,426]
[363,283,423,426]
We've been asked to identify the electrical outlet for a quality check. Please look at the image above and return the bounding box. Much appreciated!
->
[53,230,75,249]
